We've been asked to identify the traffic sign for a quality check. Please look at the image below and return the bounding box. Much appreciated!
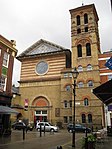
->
[105,57,112,70]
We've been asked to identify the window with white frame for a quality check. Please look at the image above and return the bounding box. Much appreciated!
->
[64,73,68,78]
[108,74,112,80]
[69,73,72,78]
[88,80,93,87]
[78,81,84,88]
[84,98,89,106]
[0,75,6,91]
[3,52,9,67]
[78,65,83,72]
[87,64,92,71]
[65,85,71,91]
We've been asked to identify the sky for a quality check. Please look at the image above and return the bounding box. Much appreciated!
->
[0,0,112,86]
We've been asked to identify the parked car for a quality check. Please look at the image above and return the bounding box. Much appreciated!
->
[12,122,33,131]
[36,122,59,132]
[12,122,26,130]
[67,123,91,133]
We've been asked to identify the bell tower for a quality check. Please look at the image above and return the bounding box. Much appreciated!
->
[70,4,103,128]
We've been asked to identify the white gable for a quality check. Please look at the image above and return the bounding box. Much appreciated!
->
[26,43,61,56]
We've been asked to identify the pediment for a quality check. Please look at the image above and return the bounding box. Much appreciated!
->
[18,39,67,58]
[26,43,62,56]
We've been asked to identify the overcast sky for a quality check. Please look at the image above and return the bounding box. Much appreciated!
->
[0,0,112,86]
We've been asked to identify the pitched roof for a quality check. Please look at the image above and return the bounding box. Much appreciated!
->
[17,39,70,59]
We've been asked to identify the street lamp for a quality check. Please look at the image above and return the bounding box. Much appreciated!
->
[71,67,79,147]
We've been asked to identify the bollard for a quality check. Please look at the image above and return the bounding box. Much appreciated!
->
[40,124,42,137]
[85,128,88,149]
[23,127,25,140]
[85,137,88,149]
[44,125,45,136]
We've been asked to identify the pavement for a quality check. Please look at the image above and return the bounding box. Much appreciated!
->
[62,135,112,149]
[0,130,112,149]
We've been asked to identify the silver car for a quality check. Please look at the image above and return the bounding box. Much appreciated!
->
[36,122,59,132]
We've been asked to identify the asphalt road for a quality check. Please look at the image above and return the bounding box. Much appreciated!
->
[0,129,85,149]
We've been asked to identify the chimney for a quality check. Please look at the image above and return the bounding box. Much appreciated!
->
[11,40,16,48]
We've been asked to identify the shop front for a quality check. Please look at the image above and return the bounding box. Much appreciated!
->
[0,105,18,136]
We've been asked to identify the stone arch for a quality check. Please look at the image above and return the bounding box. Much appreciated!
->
[75,38,92,46]
[32,96,50,107]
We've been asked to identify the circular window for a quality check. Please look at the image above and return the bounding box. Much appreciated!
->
[36,61,48,75]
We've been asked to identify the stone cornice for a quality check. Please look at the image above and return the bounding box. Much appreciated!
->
[19,76,61,83]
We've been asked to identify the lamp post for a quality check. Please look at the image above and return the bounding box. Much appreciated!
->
[71,68,79,148]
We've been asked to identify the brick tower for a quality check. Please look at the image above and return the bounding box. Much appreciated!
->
[70,4,103,129]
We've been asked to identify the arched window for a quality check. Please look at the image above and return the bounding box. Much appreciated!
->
[88,80,93,87]
[86,43,91,56]
[65,85,71,91]
[84,98,89,106]
[64,116,68,123]
[77,15,80,26]
[77,28,81,34]
[88,114,92,123]
[78,65,83,72]
[69,100,72,108]
[87,64,92,71]
[82,114,86,123]
[84,13,88,24]
[64,100,67,108]
[77,44,82,57]
[85,26,88,32]
[78,82,84,88]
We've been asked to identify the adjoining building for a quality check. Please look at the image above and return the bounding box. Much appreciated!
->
[95,51,112,128]
[0,35,18,135]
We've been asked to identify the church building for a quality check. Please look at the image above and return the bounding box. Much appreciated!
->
[16,4,104,129]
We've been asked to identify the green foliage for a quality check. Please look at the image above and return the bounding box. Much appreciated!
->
[81,134,96,149]
[87,134,96,142]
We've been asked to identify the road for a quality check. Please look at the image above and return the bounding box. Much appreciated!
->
[0,129,85,149]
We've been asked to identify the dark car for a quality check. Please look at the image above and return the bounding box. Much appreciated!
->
[12,122,26,130]
[12,122,33,131]
[67,123,91,133]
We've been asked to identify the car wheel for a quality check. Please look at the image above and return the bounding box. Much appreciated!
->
[68,129,72,133]
[50,129,54,132]
[37,128,40,131]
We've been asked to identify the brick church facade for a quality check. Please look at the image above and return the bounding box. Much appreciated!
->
[16,4,110,129]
